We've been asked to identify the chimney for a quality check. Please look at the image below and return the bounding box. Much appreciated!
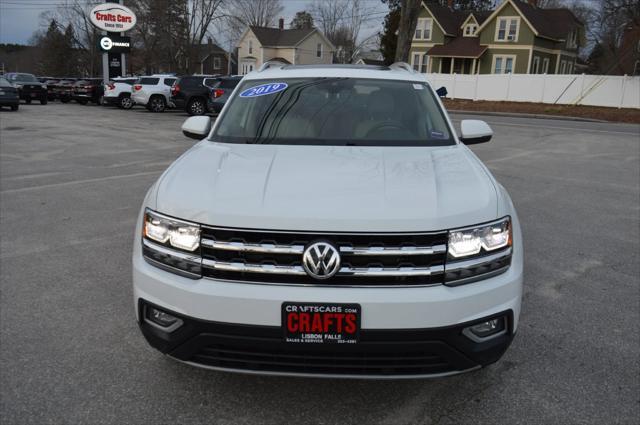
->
[528,0,537,6]
[279,18,284,30]
[208,37,212,45]
[447,0,453,8]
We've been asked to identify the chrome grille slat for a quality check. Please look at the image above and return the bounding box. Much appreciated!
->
[201,259,444,278]
[340,244,446,256]
[202,259,307,275]
[201,238,304,254]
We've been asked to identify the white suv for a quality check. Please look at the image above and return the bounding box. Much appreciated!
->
[103,77,137,109]
[133,63,523,379]
[131,75,177,112]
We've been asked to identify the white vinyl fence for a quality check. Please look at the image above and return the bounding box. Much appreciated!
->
[425,73,640,109]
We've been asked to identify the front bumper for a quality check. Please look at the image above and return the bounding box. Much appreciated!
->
[0,97,19,106]
[139,298,514,378]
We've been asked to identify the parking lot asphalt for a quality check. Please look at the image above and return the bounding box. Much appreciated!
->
[1,102,639,425]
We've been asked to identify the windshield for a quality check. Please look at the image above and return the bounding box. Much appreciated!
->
[212,78,454,146]
[11,74,38,83]
[0,78,12,87]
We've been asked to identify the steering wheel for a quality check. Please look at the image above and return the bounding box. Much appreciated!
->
[364,120,408,138]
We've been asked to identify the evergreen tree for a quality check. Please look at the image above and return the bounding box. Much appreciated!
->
[290,11,315,29]
[379,0,401,65]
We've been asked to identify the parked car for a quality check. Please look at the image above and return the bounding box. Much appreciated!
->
[207,76,242,113]
[52,79,76,103]
[103,77,138,109]
[131,75,177,112]
[72,78,105,105]
[133,63,523,379]
[5,72,48,104]
[43,79,60,100]
[170,75,220,115]
[0,76,19,110]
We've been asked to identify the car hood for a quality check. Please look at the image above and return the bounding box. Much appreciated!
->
[154,142,498,232]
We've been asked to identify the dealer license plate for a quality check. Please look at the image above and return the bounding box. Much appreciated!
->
[282,302,360,344]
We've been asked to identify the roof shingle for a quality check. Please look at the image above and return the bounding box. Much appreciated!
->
[249,26,315,47]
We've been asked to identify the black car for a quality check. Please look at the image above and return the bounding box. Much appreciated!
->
[43,79,60,100]
[170,75,220,115]
[5,73,48,104]
[0,77,20,110]
[72,79,105,105]
[52,79,76,103]
[207,76,242,113]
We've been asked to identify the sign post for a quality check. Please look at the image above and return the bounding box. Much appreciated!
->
[89,1,136,83]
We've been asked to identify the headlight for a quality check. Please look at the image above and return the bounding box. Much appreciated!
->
[15,84,22,89]
[448,217,511,258]
[142,209,202,278]
[42,84,47,90]
[445,217,512,286]
[143,209,200,251]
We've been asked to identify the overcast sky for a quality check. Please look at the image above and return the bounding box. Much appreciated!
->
[0,0,388,45]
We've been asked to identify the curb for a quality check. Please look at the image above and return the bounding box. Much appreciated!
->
[447,109,609,123]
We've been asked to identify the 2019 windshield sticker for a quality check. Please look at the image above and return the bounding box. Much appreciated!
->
[239,83,288,98]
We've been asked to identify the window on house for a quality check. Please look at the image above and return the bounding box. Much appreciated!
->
[464,24,477,36]
[493,55,515,74]
[633,60,640,76]
[213,57,221,70]
[531,56,540,74]
[560,60,567,74]
[414,18,432,40]
[542,58,550,73]
[496,17,519,41]
[316,43,322,58]
[249,40,253,55]
[421,54,428,73]
[412,53,420,71]
[566,62,573,74]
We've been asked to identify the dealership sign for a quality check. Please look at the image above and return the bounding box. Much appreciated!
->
[99,35,131,53]
[90,3,137,32]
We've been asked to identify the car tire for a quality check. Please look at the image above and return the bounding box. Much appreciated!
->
[95,95,104,105]
[148,95,166,113]
[77,100,88,105]
[40,97,48,105]
[187,98,207,116]
[11,105,19,111]
[119,95,134,109]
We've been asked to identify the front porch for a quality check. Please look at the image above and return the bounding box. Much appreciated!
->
[427,37,487,74]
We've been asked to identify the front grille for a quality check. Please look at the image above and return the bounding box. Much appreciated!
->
[200,226,448,286]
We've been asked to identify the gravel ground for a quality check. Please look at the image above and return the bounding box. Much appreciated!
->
[1,102,639,425]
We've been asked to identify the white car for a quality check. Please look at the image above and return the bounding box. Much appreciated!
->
[103,77,137,109]
[131,75,177,112]
[133,63,523,379]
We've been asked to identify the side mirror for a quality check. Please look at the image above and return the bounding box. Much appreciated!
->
[182,116,212,140]
[460,120,492,145]
[436,86,448,97]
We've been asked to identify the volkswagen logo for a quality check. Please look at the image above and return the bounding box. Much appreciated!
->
[302,242,341,280]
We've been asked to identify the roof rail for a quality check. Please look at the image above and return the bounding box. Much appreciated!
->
[389,62,414,73]
[259,60,288,72]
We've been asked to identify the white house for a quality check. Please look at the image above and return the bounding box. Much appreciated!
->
[237,19,335,74]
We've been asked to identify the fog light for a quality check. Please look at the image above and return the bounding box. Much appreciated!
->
[463,317,506,342]
[144,306,183,332]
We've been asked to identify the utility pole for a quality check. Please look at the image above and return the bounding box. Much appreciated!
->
[394,0,421,63]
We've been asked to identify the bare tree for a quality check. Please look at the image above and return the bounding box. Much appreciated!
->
[224,0,284,28]
[309,0,372,63]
